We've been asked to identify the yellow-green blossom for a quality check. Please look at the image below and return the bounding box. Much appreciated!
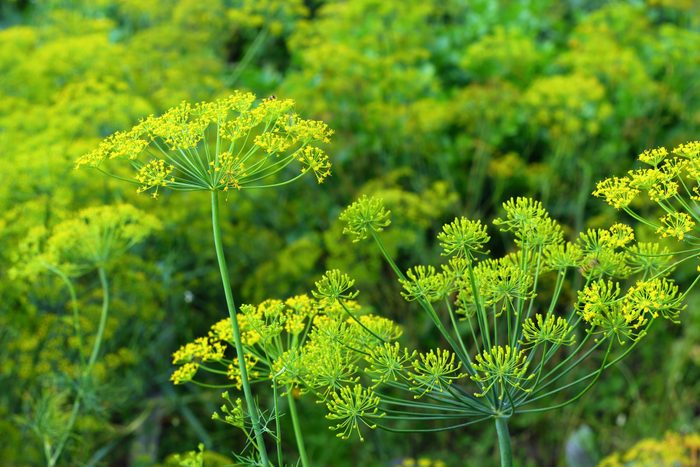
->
[77,92,333,195]
[325,385,385,441]
[657,212,694,240]
[520,314,575,348]
[408,348,465,397]
[339,195,391,242]
[471,346,533,399]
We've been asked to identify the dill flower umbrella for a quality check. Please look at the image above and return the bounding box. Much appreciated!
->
[317,195,686,467]
[170,293,403,465]
[594,141,700,248]
[77,92,333,466]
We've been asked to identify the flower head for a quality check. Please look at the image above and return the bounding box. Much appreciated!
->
[399,265,446,303]
[471,345,533,399]
[339,195,391,242]
[638,146,669,167]
[408,348,465,397]
[624,278,685,323]
[656,212,695,240]
[494,197,562,247]
[325,385,385,441]
[672,140,700,159]
[520,314,575,348]
[313,269,359,304]
[437,217,490,259]
[211,391,245,430]
[77,92,333,196]
[592,177,638,209]
[364,342,416,385]
[15,204,160,277]
[577,280,646,344]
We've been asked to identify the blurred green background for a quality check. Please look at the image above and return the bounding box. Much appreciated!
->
[0,0,699,465]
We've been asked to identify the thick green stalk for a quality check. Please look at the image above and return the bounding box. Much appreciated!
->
[287,391,310,467]
[495,417,513,467]
[210,192,270,466]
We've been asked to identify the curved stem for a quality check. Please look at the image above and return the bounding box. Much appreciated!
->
[370,231,472,367]
[376,415,492,433]
[495,417,513,467]
[50,267,110,466]
[517,338,614,413]
[46,265,85,367]
[211,191,270,466]
[287,391,310,467]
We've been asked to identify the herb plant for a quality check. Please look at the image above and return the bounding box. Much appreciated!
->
[77,93,332,465]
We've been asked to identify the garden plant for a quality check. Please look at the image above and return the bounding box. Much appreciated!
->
[1,1,699,466]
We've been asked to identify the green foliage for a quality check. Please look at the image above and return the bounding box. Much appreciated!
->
[1,0,700,465]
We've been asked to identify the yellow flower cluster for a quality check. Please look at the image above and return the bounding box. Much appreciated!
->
[577,275,684,344]
[408,348,465,397]
[600,432,700,467]
[471,346,533,399]
[657,212,695,240]
[77,92,333,196]
[12,204,160,277]
[325,384,385,441]
[595,140,700,244]
[523,73,612,143]
[520,314,575,349]
[172,337,226,365]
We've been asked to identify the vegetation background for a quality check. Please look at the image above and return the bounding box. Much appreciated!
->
[0,0,698,465]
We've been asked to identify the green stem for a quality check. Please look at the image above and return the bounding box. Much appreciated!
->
[46,265,85,367]
[50,267,110,467]
[210,191,270,466]
[338,299,386,343]
[287,391,310,467]
[228,27,269,86]
[88,268,110,370]
[272,380,283,467]
[495,417,513,467]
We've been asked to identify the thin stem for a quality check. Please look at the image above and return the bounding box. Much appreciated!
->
[287,391,310,467]
[88,268,110,370]
[228,27,269,86]
[338,299,386,343]
[272,380,283,467]
[495,417,513,467]
[50,267,110,467]
[377,415,492,433]
[45,265,84,367]
[517,338,614,413]
[210,191,270,466]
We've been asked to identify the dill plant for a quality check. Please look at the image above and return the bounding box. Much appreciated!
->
[594,141,700,247]
[305,194,686,466]
[171,294,402,465]
[10,204,159,466]
[77,92,333,466]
